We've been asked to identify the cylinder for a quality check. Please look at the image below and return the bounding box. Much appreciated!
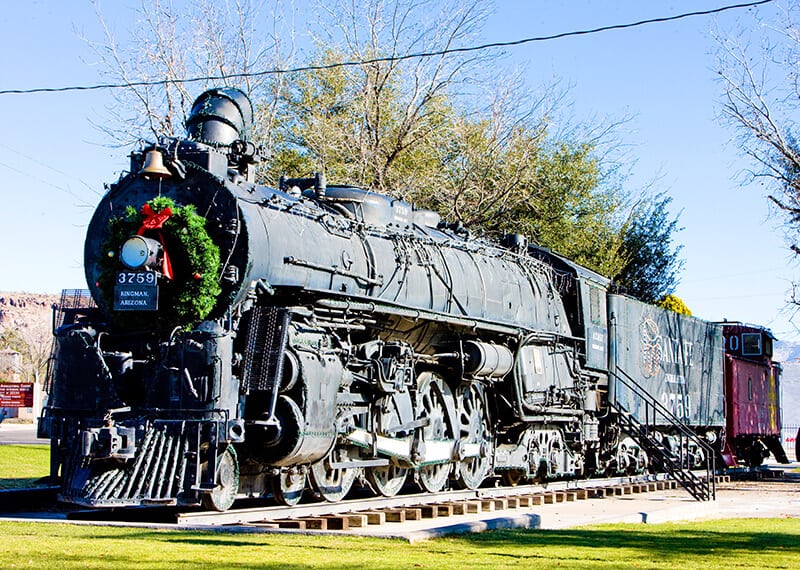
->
[464,340,514,378]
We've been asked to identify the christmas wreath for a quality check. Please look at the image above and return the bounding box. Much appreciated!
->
[98,196,221,330]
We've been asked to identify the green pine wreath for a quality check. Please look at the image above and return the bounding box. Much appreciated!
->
[99,196,222,330]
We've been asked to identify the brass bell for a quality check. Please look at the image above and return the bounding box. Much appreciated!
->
[139,149,171,179]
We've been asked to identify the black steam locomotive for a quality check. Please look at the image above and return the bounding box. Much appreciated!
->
[40,88,786,511]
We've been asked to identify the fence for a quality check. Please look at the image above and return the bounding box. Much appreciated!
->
[782,425,799,461]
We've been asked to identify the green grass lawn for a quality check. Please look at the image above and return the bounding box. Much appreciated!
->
[0,444,50,489]
[0,518,797,569]
[1,446,797,568]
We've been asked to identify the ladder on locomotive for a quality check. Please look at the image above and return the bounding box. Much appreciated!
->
[609,368,716,501]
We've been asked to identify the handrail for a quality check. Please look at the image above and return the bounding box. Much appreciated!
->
[610,367,716,500]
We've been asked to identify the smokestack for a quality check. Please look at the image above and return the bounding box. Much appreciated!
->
[185,87,254,146]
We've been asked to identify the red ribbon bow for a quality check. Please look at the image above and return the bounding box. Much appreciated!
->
[138,203,173,232]
[137,203,174,280]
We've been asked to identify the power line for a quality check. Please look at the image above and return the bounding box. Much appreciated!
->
[0,159,94,206]
[0,142,102,199]
[0,0,773,97]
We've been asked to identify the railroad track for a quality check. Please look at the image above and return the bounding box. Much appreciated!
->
[172,473,703,530]
[11,470,784,532]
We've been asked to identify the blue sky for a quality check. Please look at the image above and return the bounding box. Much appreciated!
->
[0,1,796,341]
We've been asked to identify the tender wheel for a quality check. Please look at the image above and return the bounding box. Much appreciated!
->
[271,467,306,506]
[416,372,453,493]
[201,445,239,512]
[309,447,358,502]
[367,394,410,497]
[454,382,493,489]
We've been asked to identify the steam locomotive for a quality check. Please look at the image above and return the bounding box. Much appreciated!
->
[40,88,787,511]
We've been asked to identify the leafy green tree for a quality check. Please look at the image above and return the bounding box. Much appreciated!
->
[266,47,457,194]
[615,193,684,303]
[518,142,628,278]
[266,0,492,196]
[0,329,24,383]
[266,0,636,278]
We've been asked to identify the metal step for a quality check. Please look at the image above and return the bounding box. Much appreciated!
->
[610,369,716,502]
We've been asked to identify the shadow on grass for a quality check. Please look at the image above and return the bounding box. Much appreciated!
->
[0,477,47,490]
[79,521,800,555]
[458,525,800,558]
[4,521,799,570]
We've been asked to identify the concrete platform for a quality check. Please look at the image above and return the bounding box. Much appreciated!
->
[349,476,800,542]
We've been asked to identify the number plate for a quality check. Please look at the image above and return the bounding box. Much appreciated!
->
[114,271,158,311]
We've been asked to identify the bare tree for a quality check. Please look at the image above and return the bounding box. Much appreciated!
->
[715,2,800,256]
[0,320,52,385]
[714,1,800,312]
[85,0,290,148]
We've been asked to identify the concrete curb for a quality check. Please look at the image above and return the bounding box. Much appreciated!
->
[381,514,542,543]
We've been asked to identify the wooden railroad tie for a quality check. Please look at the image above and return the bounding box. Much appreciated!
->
[480,499,496,512]
[254,478,691,533]
[345,514,370,528]
[436,504,454,517]
[359,511,386,525]
[414,504,439,518]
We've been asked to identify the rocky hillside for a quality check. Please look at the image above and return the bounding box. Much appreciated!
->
[0,293,58,332]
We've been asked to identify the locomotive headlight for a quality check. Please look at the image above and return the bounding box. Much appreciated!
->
[120,235,163,270]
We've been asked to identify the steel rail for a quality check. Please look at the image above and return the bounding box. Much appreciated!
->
[175,472,678,526]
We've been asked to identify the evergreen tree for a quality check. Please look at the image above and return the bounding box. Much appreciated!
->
[615,193,684,303]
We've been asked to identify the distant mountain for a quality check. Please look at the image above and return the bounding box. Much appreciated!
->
[776,341,800,428]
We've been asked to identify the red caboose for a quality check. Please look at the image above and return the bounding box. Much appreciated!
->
[721,324,789,467]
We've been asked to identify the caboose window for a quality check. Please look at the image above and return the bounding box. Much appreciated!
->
[763,335,773,357]
[741,333,762,356]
